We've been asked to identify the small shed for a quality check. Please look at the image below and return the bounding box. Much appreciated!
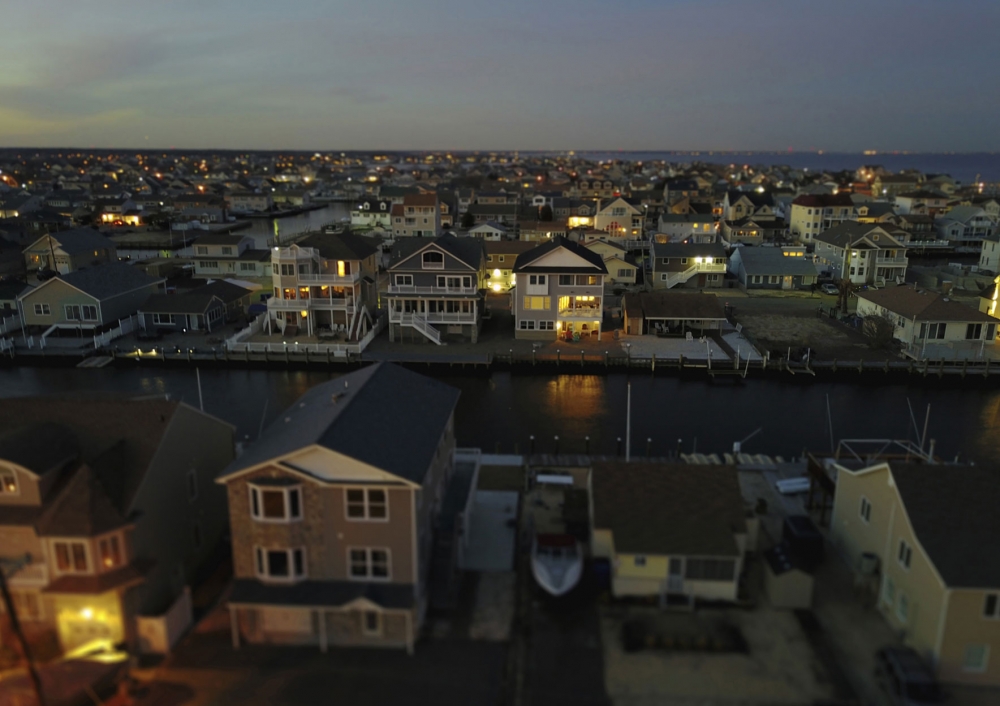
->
[763,542,815,609]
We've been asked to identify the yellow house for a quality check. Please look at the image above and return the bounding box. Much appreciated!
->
[830,461,1000,686]
[590,462,751,603]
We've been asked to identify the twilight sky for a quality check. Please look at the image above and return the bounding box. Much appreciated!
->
[1,0,997,152]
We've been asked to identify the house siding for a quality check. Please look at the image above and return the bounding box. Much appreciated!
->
[938,589,1000,686]
[19,279,101,327]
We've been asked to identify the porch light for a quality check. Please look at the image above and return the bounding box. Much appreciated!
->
[81,607,94,620]
[706,257,713,264]
[493,268,502,278]
[492,283,501,292]
[300,310,308,318]
[695,257,703,263]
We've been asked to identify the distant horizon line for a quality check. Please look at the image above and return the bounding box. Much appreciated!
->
[0,146,998,157]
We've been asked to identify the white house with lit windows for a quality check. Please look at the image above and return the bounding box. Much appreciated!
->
[594,197,644,240]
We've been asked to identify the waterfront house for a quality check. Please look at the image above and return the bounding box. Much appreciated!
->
[138,292,228,334]
[228,191,273,213]
[518,220,568,243]
[467,222,508,241]
[217,364,462,653]
[894,190,951,217]
[268,232,380,341]
[829,461,1000,686]
[18,263,164,333]
[391,194,441,238]
[854,203,899,224]
[191,234,272,279]
[935,206,995,250]
[621,291,727,336]
[650,242,727,290]
[855,286,996,360]
[512,236,607,340]
[196,279,255,321]
[585,240,638,286]
[386,233,485,344]
[590,462,749,602]
[979,234,1000,274]
[789,193,856,243]
[657,213,716,243]
[594,197,643,239]
[728,247,819,292]
[872,173,921,199]
[483,240,535,292]
[350,199,392,231]
[0,397,234,656]
[22,228,117,274]
[813,223,908,286]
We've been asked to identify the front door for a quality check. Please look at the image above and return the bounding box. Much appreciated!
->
[667,557,684,593]
[782,276,793,290]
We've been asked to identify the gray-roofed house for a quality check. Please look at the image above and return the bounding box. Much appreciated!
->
[814,223,908,286]
[621,291,727,335]
[22,227,117,274]
[512,236,607,340]
[935,206,995,249]
[18,262,164,332]
[728,246,820,291]
[657,213,717,243]
[0,397,235,656]
[216,363,464,653]
[191,233,272,279]
[830,460,1000,686]
[590,462,750,601]
[650,242,727,290]
[138,291,228,334]
[385,233,485,344]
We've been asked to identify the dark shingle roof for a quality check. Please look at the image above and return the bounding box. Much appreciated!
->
[857,287,995,323]
[220,364,460,484]
[191,233,249,246]
[389,233,483,270]
[0,423,80,477]
[40,227,115,255]
[735,249,820,277]
[513,236,608,274]
[140,292,222,315]
[197,280,252,304]
[814,223,905,249]
[890,463,1000,588]
[54,262,162,300]
[622,291,727,321]
[34,465,130,537]
[298,231,380,261]
[591,462,747,556]
[651,242,727,260]
[229,578,414,609]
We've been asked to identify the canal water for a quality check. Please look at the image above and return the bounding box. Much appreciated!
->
[1,368,997,465]
[240,204,350,246]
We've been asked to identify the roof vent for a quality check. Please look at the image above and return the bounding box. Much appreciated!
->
[344,380,349,388]
[299,402,306,408]
[285,417,291,423]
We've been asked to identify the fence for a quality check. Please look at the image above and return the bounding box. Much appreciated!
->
[226,312,386,357]
[224,313,266,350]
[0,314,20,336]
[93,315,138,349]
[0,338,13,354]
[136,586,192,655]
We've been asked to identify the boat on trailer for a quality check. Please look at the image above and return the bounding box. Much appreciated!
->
[531,532,583,596]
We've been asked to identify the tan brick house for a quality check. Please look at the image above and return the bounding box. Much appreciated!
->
[218,363,461,653]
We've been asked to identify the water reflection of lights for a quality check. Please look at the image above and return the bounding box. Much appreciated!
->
[543,376,606,419]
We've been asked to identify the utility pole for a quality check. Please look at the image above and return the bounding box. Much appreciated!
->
[0,555,46,706]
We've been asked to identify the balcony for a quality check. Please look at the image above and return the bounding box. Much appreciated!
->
[387,284,478,296]
[874,256,908,265]
[390,310,477,324]
[558,308,602,320]
[272,247,318,262]
[269,297,355,312]
[298,272,360,285]
[7,562,48,588]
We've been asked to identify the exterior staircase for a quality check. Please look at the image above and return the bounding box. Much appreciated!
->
[401,313,443,345]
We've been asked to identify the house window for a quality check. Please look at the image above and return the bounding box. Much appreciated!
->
[519,320,536,330]
[394,274,413,287]
[249,485,303,522]
[529,275,547,286]
[222,247,233,256]
[280,264,295,276]
[576,275,598,286]
[897,539,912,569]
[363,610,382,636]
[685,558,736,581]
[618,269,630,278]
[33,303,51,316]
[859,496,872,523]
[196,246,208,255]
[660,273,668,281]
[983,593,999,619]
[345,488,388,521]
[523,296,551,311]
[255,547,306,581]
[98,535,122,569]
[963,645,991,673]
[966,323,983,340]
[347,548,390,580]
[896,593,909,623]
[240,262,255,272]
[187,469,198,501]
[751,275,762,284]
[202,261,219,269]
[0,470,17,495]
[81,305,98,320]
[53,541,89,574]
[498,256,505,263]
[422,251,444,269]
[152,314,175,326]
[634,556,647,567]
[559,275,574,286]
[539,321,554,330]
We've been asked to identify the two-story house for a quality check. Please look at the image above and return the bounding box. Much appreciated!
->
[789,193,856,242]
[466,203,519,228]
[350,199,393,231]
[894,190,951,217]
[191,233,273,279]
[390,194,440,238]
[935,206,996,249]
[518,220,568,243]
[830,460,1000,686]
[0,397,234,656]
[228,191,273,213]
[483,241,536,292]
[22,228,117,274]
[267,232,381,341]
[593,197,643,239]
[218,364,461,653]
[650,242,727,290]
[814,223,908,286]
[512,236,607,340]
[721,191,776,222]
[656,214,716,243]
[386,234,485,344]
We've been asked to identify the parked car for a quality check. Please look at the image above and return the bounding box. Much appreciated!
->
[819,283,839,295]
[36,268,58,281]
[874,647,945,705]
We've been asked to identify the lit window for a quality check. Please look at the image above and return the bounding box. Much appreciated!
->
[98,535,122,569]
[0,471,17,495]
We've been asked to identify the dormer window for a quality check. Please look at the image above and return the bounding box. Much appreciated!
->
[0,469,17,495]
[98,535,123,570]
[422,251,444,269]
[380,202,386,210]
[363,202,370,210]
[249,484,303,523]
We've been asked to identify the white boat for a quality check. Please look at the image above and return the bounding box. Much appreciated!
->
[531,533,583,596]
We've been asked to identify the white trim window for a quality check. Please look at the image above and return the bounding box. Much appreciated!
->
[963,644,990,673]
[0,469,18,495]
[249,484,303,522]
[348,547,390,580]
[255,547,306,581]
[394,274,413,286]
[52,540,89,574]
[152,314,175,326]
[33,303,51,316]
[897,539,912,569]
[345,488,388,521]
[859,496,872,524]
[362,610,382,636]
[97,534,123,570]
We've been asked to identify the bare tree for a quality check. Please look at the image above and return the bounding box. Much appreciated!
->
[862,311,897,350]
[836,278,856,314]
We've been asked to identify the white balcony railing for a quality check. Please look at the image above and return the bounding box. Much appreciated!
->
[272,246,318,261]
[269,298,311,310]
[387,285,478,296]
[557,308,602,320]
[390,310,477,324]
[298,272,360,285]
[7,562,48,588]
[269,297,355,312]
